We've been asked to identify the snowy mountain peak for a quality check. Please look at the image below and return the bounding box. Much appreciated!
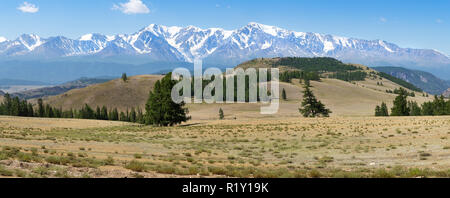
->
[18,34,45,51]
[245,22,289,37]
[1,23,449,73]
[0,37,7,43]
[79,34,94,41]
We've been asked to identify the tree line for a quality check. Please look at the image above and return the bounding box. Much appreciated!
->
[375,88,450,117]
[272,57,361,72]
[386,88,416,97]
[279,71,320,83]
[327,71,367,82]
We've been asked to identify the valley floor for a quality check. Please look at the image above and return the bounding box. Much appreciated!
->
[0,115,449,178]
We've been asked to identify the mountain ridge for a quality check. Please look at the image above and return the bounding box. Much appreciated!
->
[1,22,450,79]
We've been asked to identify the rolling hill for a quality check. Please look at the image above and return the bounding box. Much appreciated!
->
[40,58,433,119]
[10,77,114,100]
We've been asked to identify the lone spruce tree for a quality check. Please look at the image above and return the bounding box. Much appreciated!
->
[144,73,190,126]
[121,73,128,82]
[219,108,224,120]
[299,85,331,117]
[282,88,287,101]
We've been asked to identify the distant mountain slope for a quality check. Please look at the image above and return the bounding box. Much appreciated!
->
[1,23,450,79]
[0,78,48,86]
[11,77,114,100]
[0,60,192,83]
[372,66,450,95]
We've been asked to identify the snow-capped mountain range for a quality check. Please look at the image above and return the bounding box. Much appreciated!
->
[1,22,450,78]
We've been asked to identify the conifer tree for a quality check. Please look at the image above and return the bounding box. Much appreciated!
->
[136,108,144,124]
[95,106,101,119]
[130,107,137,123]
[144,73,190,126]
[391,88,410,116]
[282,88,287,101]
[380,102,389,116]
[299,85,331,117]
[375,105,381,116]
[27,103,34,117]
[100,106,108,120]
[408,101,422,116]
[37,98,45,117]
[219,108,224,120]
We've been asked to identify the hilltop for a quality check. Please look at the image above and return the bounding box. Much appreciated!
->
[38,75,163,112]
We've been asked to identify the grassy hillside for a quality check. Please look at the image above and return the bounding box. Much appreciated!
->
[11,77,113,100]
[39,75,163,112]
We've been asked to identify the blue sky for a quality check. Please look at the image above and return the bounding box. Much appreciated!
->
[1,0,449,55]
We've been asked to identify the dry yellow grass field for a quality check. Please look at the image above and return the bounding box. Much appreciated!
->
[0,114,449,178]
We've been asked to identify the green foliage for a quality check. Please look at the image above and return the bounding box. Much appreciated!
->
[282,88,287,101]
[375,102,389,117]
[273,57,360,72]
[408,101,422,116]
[144,73,191,126]
[328,71,367,82]
[121,73,128,82]
[378,89,450,117]
[0,93,35,117]
[279,71,320,83]
[299,85,331,117]
[219,108,224,120]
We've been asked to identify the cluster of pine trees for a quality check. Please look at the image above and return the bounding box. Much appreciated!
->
[386,88,416,97]
[375,88,450,117]
[279,71,320,83]
[0,94,34,117]
[0,73,191,127]
[0,94,146,123]
[273,57,360,72]
[327,71,367,82]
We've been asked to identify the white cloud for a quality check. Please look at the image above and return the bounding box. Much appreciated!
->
[112,0,150,14]
[17,2,39,13]
[0,37,7,43]
[379,17,387,23]
[436,19,444,24]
